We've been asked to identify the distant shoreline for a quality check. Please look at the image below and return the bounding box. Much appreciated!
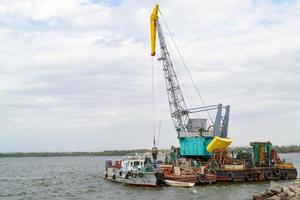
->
[0,149,151,158]
[0,145,299,157]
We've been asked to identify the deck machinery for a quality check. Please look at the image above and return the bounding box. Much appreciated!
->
[150,5,232,158]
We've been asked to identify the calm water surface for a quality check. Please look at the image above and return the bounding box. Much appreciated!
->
[0,153,299,200]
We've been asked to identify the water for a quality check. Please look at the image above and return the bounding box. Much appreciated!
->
[0,153,299,200]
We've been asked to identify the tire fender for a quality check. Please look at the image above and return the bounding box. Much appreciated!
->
[264,170,272,180]
[197,174,207,184]
[227,171,234,181]
[245,172,253,181]
[273,168,281,177]
[281,171,288,180]
[131,173,137,178]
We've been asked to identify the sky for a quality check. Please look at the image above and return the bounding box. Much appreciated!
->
[0,0,299,152]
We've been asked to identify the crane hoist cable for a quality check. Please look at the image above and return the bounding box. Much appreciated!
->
[151,56,156,147]
[157,119,162,147]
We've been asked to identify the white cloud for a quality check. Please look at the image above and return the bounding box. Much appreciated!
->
[0,0,299,151]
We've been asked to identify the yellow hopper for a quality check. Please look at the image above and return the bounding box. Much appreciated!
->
[207,136,233,152]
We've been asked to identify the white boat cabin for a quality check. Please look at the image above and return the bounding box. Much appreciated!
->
[121,157,145,173]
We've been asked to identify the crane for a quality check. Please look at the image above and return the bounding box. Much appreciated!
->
[151,5,189,136]
[150,4,232,157]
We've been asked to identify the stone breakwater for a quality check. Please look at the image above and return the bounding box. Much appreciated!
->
[253,179,300,200]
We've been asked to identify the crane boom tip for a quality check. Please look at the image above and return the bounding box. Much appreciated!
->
[150,4,159,57]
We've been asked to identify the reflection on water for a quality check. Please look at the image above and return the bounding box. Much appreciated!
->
[0,154,299,200]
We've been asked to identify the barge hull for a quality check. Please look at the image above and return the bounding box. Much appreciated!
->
[215,167,297,182]
[104,176,159,188]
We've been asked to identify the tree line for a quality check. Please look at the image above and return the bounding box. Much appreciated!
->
[0,145,299,157]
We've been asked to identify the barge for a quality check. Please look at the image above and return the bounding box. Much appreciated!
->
[213,142,297,182]
[160,142,297,184]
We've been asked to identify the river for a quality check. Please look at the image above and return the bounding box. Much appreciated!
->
[0,153,299,199]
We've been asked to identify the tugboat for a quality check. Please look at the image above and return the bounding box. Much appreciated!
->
[104,153,161,187]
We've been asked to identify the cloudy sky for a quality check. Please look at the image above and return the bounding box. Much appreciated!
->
[0,0,299,152]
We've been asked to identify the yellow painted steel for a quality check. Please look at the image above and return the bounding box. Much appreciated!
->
[150,4,159,56]
[207,136,233,152]
[276,163,295,169]
[224,164,244,170]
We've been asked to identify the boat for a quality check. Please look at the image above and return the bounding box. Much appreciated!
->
[164,180,195,187]
[104,153,162,186]
[160,164,217,184]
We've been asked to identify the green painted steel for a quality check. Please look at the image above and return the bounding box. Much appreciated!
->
[250,142,272,167]
[179,137,213,157]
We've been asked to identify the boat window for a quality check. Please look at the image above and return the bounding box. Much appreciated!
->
[134,161,140,166]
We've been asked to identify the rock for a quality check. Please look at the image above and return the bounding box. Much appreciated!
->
[253,193,274,200]
[285,191,296,200]
[283,186,289,192]
[253,194,267,199]
[265,189,275,196]
[280,192,288,200]
[281,186,296,200]
[288,184,297,194]
[280,191,297,200]
[270,181,283,194]
[265,194,281,200]
[254,181,299,200]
